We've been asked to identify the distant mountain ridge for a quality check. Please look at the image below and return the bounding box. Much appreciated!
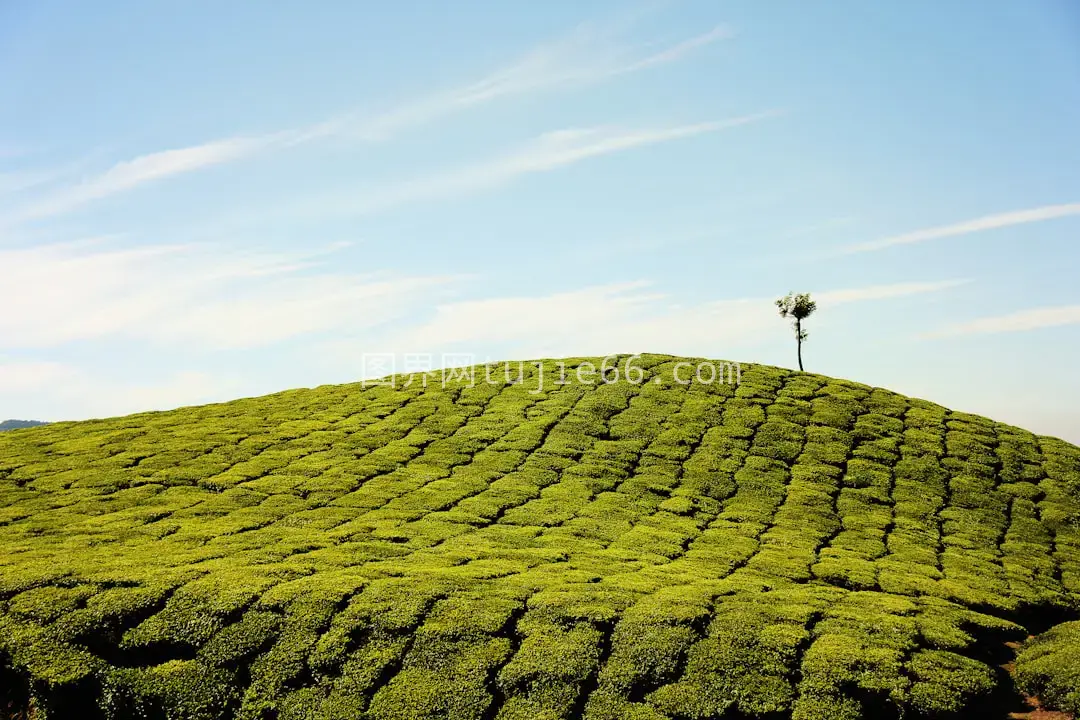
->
[0,419,47,431]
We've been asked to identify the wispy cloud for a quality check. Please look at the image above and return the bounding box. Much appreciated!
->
[14,134,291,222]
[276,113,778,221]
[0,168,68,198]
[0,240,458,350]
[843,202,1080,253]
[783,216,857,240]
[926,304,1080,338]
[341,277,967,362]
[328,24,733,143]
[0,361,239,421]
[2,269,968,419]
[618,25,733,72]
[8,17,730,225]
[0,360,78,393]
[501,114,771,170]
[813,279,971,305]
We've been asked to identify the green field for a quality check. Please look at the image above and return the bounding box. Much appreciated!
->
[1,355,1078,719]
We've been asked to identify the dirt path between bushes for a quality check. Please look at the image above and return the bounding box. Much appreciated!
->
[1003,637,1073,720]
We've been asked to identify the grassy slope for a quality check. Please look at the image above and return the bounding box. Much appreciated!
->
[0,354,1078,720]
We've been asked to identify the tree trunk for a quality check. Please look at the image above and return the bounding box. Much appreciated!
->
[796,319,804,371]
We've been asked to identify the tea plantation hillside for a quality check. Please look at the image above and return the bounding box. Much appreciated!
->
[1,355,1078,720]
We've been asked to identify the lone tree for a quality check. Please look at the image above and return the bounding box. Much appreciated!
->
[776,292,817,371]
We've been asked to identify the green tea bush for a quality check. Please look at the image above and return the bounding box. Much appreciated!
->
[1014,620,1080,715]
[1,356,1079,718]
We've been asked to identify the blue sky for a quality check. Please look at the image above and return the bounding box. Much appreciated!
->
[2,0,1080,443]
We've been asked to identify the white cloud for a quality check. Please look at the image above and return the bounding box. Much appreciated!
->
[375,281,668,352]
[14,135,287,222]
[150,273,451,350]
[0,361,79,393]
[7,18,730,225]
[0,168,67,198]
[813,279,971,306]
[503,115,772,171]
[0,240,458,350]
[927,304,1080,338]
[279,114,777,220]
[0,275,971,420]
[0,363,241,421]
[105,371,234,417]
[327,24,733,144]
[347,278,967,362]
[845,202,1080,253]
[783,216,857,240]
[617,25,733,73]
